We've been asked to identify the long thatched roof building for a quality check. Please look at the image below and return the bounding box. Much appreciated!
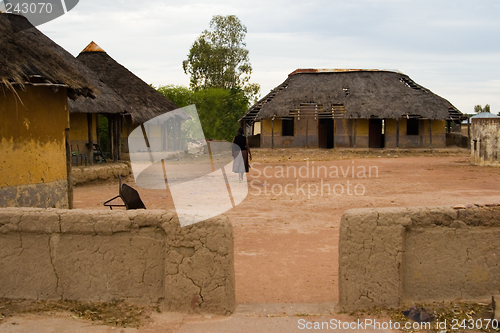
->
[240,69,465,149]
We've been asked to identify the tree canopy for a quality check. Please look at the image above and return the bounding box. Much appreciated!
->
[157,84,248,142]
[474,104,491,113]
[182,15,260,103]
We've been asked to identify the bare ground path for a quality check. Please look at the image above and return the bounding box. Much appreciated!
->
[71,149,500,305]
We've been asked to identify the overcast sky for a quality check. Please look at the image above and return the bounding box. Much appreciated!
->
[32,0,500,114]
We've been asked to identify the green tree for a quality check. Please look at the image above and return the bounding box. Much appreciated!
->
[474,104,491,113]
[157,84,193,106]
[157,85,248,142]
[182,15,260,103]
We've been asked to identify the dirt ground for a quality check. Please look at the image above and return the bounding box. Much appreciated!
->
[72,148,500,305]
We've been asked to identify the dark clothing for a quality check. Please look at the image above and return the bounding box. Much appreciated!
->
[233,150,249,173]
[232,134,250,173]
[233,134,247,151]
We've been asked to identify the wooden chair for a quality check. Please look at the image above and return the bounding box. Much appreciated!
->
[87,143,107,164]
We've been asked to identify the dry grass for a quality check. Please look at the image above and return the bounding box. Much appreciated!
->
[0,298,152,328]
[348,301,497,332]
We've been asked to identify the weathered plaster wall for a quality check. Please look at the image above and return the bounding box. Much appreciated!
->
[339,205,500,311]
[0,85,69,208]
[384,119,446,148]
[71,162,130,185]
[259,117,446,149]
[334,119,369,148]
[332,119,351,148]
[471,118,500,166]
[261,118,301,148]
[69,113,98,157]
[0,208,235,314]
[0,180,68,209]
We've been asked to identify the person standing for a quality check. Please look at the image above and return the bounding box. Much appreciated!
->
[232,127,252,182]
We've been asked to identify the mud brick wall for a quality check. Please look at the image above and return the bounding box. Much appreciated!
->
[339,205,500,311]
[0,208,235,315]
[71,163,131,185]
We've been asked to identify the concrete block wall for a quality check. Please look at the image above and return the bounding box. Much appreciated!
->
[0,208,235,315]
[339,205,500,311]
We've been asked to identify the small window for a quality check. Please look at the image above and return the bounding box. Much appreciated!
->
[282,118,294,136]
[253,122,261,135]
[407,118,419,136]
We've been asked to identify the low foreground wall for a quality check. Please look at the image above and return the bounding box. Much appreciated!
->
[339,205,500,311]
[71,163,131,185]
[0,208,235,314]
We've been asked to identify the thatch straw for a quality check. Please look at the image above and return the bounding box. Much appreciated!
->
[76,43,178,123]
[0,13,95,99]
[241,69,464,122]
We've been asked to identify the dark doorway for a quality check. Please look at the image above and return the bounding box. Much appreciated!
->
[369,119,384,148]
[318,118,334,148]
[98,114,110,157]
[282,118,295,136]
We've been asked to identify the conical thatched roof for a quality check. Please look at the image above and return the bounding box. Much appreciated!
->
[241,69,464,123]
[68,44,130,114]
[76,42,179,123]
[0,13,95,99]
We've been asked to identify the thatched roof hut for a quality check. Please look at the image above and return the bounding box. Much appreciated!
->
[75,42,179,124]
[67,74,130,115]
[241,69,464,123]
[0,13,96,99]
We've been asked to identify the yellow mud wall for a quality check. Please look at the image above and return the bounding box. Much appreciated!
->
[261,118,282,136]
[0,85,69,207]
[385,118,398,135]
[385,118,446,148]
[414,119,446,147]
[356,119,369,136]
[69,113,98,155]
[334,119,369,148]
[122,116,137,138]
[69,113,97,142]
[261,117,319,148]
[355,119,369,147]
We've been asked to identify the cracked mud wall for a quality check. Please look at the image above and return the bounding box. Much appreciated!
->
[0,208,235,314]
[339,205,500,311]
[163,219,235,314]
